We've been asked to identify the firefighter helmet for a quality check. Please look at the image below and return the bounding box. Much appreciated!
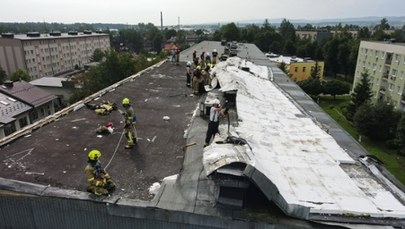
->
[122,98,130,106]
[88,150,101,160]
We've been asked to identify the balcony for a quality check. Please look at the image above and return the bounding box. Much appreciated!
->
[379,88,386,94]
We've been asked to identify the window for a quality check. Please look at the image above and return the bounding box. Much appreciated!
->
[4,123,16,136]
[389,83,394,91]
[19,117,28,128]
[303,67,306,72]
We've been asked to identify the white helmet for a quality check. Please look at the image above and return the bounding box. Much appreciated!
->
[187,61,191,66]
[213,49,217,52]
[213,99,220,105]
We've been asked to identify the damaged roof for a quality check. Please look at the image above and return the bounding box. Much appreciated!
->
[0,41,404,228]
[202,57,405,220]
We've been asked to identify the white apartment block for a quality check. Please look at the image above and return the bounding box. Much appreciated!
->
[0,31,110,80]
[353,41,405,112]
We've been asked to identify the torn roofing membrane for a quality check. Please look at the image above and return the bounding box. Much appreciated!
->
[203,57,405,219]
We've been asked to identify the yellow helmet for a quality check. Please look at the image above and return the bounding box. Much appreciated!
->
[122,98,130,105]
[88,150,101,160]
[196,66,201,70]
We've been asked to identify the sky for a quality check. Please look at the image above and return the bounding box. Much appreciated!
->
[0,0,404,25]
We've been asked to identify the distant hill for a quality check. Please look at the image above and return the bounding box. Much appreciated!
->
[234,16,405,27]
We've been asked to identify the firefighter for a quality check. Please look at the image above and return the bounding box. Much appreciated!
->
[186,61,193,87]
[192,66,202,95]
[85,150,115,196]
[212,49,218,65]
[122,98,137,149]
[202,64,211,86]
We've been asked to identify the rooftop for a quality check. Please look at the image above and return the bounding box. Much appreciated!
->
[0,41,404,228]
[0,92,32,124]
[0,80,57,107]
[1,32,108,41]
[30,77,68,88]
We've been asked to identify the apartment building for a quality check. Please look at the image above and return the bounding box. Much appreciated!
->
[268,55,324,81]
[295,30,332,42]
[0,31,110,80]
[353,40,405,111]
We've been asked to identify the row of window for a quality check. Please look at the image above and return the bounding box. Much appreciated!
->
[360,48,405,65]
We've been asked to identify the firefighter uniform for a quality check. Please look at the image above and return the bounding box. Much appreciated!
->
[85,150,115,195]
[122,98,137,149]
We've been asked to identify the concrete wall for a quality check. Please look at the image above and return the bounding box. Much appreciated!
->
[0,38,25,76]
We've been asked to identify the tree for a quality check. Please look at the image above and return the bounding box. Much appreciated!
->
[9,69,30,82]
[394,114,405,155]
[323,38,340,76]
[279,19,296,42]
[278,62,287,74]
[354,102,401,141]
[90,48,105,62]
[347,71,373,119]
[297,77,323,97]
[221,23,240,41]
[283,39,296,55]
[310,61,321,79]
[323,80,351,100]
[0,66,6,84]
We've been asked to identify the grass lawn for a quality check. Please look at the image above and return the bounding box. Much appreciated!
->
[318,95,405,186]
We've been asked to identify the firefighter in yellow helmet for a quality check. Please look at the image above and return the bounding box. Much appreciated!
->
[84,150,115,195]
[122,98,137,149]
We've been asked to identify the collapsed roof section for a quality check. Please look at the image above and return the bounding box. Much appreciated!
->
[203,57,405,221]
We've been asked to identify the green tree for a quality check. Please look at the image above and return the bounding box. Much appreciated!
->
[337,41,350,77]
[0,66,6,84]
[347,71,373,119]
[310,61,321,79]
[279,19,296,42]
[278,62,287,74]
[394,114,405,155]
[9,69,30,82]
[269,40,282,54]
[297,77,323,97]
[323,38,340,76]
[354,102,401,141]
[283,39,296,55]
[90,48,105,62]
[164,28,177,40]
[221,23,240,41]
[323,80,351,100]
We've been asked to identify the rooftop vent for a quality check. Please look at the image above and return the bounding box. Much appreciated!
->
[3,81,14,88]
[68,31,78,36]
[50,31,61,36]
[83,30,92,35]
[1,33,14,38]
[26,32,40,37]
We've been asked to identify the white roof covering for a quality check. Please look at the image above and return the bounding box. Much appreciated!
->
[204,57,405,219]
[268,55,304,64]
[30,77,67,87]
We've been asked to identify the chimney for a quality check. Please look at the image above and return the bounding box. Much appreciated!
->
[160,11,163,31]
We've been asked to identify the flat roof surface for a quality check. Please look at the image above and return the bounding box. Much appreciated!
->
[0,62,199,200]
[30,77,67,88]
[4,32,108,40]
[0,41,404,228]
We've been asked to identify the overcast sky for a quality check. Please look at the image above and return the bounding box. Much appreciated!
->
[0,0,404,25]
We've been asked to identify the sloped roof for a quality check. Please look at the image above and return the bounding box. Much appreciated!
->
[0,81,57,107]
[0,92,32,124]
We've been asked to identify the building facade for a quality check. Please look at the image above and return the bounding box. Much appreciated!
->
[353,41,405,111]
[289,61,325,82]
[0,80,57,139]
[0,31,110,80]
[295,30,332,42]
